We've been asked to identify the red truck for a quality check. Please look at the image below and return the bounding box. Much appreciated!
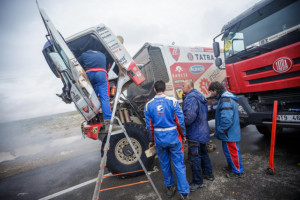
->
[213,0,300,135]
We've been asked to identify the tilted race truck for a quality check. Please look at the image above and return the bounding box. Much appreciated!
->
[213,0,300,136]
[38,7,225,176]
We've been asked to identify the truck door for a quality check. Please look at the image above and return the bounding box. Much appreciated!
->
[38,8,101,121]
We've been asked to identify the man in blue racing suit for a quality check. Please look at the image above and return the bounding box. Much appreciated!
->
[144,80,190,199]
[77,50,112,131]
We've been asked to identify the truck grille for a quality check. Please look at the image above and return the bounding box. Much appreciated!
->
[247,57,300,84]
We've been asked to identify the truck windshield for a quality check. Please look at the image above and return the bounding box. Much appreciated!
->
[127,45,169,104]
[126,46,155,104]
[224,0,300,59]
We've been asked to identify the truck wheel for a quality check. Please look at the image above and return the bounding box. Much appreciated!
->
[256,125,283,136]
[106,123,154,177]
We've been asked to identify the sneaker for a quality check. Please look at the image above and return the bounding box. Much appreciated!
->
[226,172,245,179]
[166,185,176,198]
[222,166,232,173]
[180,193,190,200]
[203,174,215,181]
[189,183,204,192]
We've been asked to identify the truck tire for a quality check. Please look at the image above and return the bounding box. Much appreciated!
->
[106,123,154,177]
[256,125,283,137]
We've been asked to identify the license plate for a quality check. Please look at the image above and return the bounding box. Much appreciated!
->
[277,115,300,122]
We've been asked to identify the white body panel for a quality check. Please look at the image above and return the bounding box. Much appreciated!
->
[150,44,225,101]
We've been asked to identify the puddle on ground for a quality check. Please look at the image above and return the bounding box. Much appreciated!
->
[0,136,82,163]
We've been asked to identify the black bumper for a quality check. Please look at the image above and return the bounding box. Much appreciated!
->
[238,95,300,128]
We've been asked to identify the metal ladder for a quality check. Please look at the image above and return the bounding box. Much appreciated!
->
[92,75,162,200]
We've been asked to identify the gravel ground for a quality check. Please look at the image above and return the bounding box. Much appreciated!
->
[0,111,299,199]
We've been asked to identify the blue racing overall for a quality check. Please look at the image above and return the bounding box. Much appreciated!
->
[77,50,112,120]
[144,94,190,195]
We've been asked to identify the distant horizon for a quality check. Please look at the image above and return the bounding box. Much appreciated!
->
[0,109,79,124]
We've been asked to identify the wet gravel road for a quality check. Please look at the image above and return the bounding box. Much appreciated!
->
[0,112,299,200]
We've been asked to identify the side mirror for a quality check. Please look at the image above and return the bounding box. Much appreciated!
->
[215,57,223,67]
[49,52,68,72]
[213,42,220,57]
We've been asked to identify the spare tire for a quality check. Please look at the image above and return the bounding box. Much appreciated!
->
[106,123,154,177]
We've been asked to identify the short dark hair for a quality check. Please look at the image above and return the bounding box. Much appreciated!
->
[208,81,225,95]
[154,80,166,93]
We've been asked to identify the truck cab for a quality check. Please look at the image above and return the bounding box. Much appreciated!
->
[213,0,300,135]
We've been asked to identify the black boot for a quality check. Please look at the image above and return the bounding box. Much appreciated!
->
[166,185,176,198]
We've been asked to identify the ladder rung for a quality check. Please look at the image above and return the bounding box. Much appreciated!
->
[103,169,144,178]
[99,180,150,192]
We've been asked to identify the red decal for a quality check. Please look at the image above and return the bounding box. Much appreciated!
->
[273,57,293,73]
[150,119,154,142]
[169,47,180,61]
[82,106,89,113]
[199,78,210,96]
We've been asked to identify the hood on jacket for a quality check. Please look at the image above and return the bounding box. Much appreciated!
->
[218,90,238,101]
[186,89,207,104]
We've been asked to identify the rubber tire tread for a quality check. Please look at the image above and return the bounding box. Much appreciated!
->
[106,123,154,177]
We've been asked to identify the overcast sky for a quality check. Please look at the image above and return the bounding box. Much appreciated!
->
[0,0,260,122]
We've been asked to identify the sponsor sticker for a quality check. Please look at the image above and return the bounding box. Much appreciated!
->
[71,59,79,66]
[175,87,184,99]
[169,47,180,61]
[190,47,204,52]
[194,54,214,61]
[175,65,183,73]
[119,55,127,64]
[199,78,210,96]
[73,94,81,103]
[174,79,192,84]
[106,39,116,44]
[99,30,109,36]
[189,65,205,74]
[70,91,81,103]
[187,53,194,61]
[109,43,120,50]
[92,127,98,134]
[156,105,163,112]
[82,106,89,113]
[96,26,106,33]
[166,85,174,91]
[101,34,112,39]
